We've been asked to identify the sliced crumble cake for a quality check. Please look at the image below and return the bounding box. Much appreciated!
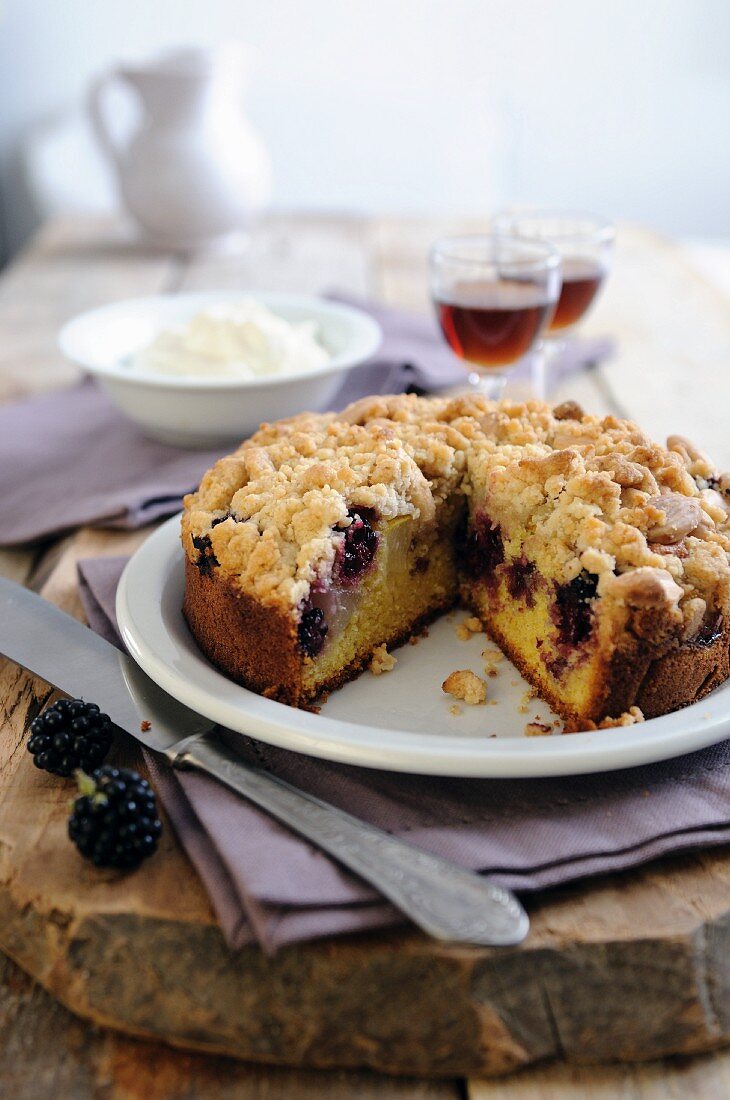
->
[181,394,730,729]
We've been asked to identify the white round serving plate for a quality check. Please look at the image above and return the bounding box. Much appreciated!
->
[117,515,730,778]
[58,291,381,447]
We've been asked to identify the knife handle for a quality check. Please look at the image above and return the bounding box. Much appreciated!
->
[170,731,529,947]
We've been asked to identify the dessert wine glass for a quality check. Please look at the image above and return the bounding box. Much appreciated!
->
[492,210,615,396]
[429,234,561,400]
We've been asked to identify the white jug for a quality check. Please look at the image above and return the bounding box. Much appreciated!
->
[88,45,272,250]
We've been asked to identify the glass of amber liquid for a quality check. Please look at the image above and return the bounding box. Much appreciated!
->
[492,210,615,395]
[429,235,561,400]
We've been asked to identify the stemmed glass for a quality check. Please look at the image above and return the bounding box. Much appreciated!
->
[429,234,561,400]
[492,210,615,396]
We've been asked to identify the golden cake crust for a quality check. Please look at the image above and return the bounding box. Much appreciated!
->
[182,557,303,704]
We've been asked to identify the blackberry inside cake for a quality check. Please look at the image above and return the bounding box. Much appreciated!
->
[182,394,730,729]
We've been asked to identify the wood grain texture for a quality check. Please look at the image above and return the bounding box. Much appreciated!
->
[1,216,730,1092]
[0,953,459,1100]
[468,1049,730,1099]
[5,926,726,1100]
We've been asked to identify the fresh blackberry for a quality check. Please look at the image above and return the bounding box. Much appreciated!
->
[68,766,162,870]
[27,698,113,778]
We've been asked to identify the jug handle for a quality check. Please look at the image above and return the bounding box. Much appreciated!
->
[87,69,125,167]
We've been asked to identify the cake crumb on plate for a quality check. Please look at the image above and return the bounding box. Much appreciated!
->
[518,686,537,714]
[525,720,552,737]
[442,669,487,706]
[481,645,503,678]
[568,706,645,733]
[370,644,396,675]
[449,703,463,716]
[455,615,483,641]
[596,706,645,729]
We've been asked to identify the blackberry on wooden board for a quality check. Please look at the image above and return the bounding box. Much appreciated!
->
[68,766,162,870]
[27,698,113,777]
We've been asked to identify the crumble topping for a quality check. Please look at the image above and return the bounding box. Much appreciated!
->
[369,644,396,675]
[442,669,488,705]
[182,395,730,637]
[183,398,470,610]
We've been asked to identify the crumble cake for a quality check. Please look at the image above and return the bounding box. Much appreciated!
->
[181,394,730,730]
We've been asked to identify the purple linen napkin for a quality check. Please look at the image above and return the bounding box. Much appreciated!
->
[0,295,613,547]
[78,555,730,953]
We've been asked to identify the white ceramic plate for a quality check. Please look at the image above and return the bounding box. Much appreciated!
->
[117,515,730,778]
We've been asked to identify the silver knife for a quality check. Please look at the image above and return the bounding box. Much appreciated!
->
[0,576,529,947]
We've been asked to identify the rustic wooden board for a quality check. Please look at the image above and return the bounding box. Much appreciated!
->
[1,216,730,1088]
[3,950,729,1100]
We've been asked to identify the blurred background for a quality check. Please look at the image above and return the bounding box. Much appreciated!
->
[1,0,729,265]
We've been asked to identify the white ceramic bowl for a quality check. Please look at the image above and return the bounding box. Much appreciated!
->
[58,291,382,447]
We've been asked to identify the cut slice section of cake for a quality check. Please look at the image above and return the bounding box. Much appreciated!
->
[458,401,730,728]
[182,403,468,706]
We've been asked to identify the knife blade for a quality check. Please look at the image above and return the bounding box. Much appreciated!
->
[0,576,529,947]
[0,575,213,750]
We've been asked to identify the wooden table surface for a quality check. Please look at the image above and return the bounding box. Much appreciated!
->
[1,214,730,1098]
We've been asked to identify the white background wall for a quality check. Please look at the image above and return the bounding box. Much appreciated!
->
[1,0,729,260]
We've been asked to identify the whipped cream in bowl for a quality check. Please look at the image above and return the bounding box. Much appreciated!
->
[128,298,331,380]
[58,291,381,447]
